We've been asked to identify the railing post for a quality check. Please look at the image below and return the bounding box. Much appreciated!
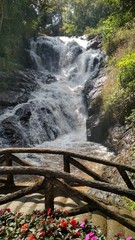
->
[117,167,135,189]
[5,154,14,186]
[64,154,70,173]
[63,154,71,184]
[44,175,54,211]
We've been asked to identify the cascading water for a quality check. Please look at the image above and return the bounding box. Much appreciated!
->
[0,35,114,165]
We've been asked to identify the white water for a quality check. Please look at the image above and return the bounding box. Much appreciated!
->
[30,36,114,164]
[0,36,114,166]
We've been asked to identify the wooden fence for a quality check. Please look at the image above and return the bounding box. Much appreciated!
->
[0,148,135,231]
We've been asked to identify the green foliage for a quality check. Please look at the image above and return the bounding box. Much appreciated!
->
[99,15,120,42]
[84,27,99,37]
[63,0,111,36]
[0,208,106,239]
[63,22,78,36]
[125,109,135,126]
[125,198,135,211]
[103,0,135,16]
[102,87,127,122]
[117,53,135,91]
[0,0,37,70]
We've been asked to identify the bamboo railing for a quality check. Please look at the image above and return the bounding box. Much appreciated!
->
[0,148,135,231]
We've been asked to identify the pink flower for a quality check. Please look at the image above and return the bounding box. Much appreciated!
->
[89,231,95,237]
[91,237,97,240]
[84,232,97,240]
[84,234,90,240]
[80,220,85,228]
[126,237,132,240]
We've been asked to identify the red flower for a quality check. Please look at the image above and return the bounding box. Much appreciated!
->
[61,220,68,228]
[30,214,35,218]
[63,210,68,215]
[70,218,77,227]
[48,230,52,235]
[56,209,60,213]
[37,210,42,215]
[49,217,53,223]
[75,231,81,237]
[6,208,11,213]
[47,208,51,215]
[18,212,23,217]
[21,223,28,232]
[39,231,45,237]
[27,235,35,240]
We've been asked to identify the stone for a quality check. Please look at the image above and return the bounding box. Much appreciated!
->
[0,70,37,107]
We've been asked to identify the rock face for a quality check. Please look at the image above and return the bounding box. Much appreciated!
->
[105,124,135,153]
[85,76,135,152]
[84,35,135,153]
[84,70,113,144]
[29,37,61,72]
[0,70,37,107]
[86,39,102,50]
[0,69,62,147]
[85,71,135,153]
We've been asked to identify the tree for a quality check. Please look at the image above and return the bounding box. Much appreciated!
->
[62,0,111,36]
[0,0,38,70]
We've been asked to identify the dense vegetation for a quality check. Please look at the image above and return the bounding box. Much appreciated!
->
[0,0,135,126]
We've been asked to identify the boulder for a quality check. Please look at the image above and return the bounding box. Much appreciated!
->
[0,70,37,106]
[86,40,102,50]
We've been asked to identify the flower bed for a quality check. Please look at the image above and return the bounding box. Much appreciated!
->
[0,208,134,240]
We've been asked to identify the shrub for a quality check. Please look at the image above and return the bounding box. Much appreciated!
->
[125,109,135,126]
[99,15,120,43]
[117,52,135,92]
[0,208,106,240]
[0,208,135,240]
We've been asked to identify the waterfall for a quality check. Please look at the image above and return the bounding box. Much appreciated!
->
[0,35,114,163]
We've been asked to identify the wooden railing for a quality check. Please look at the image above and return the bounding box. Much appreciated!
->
[0,148,135,231]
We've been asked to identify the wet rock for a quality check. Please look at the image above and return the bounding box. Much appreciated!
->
[105,124,135,153]
[66,41,83,64]
[34,37,60,72]
[86,40,102,50]
[0,70,37,106]
[41,74,57,84]
[84,73,117,144]
[86,111,113,143]
[0,116,28,146]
